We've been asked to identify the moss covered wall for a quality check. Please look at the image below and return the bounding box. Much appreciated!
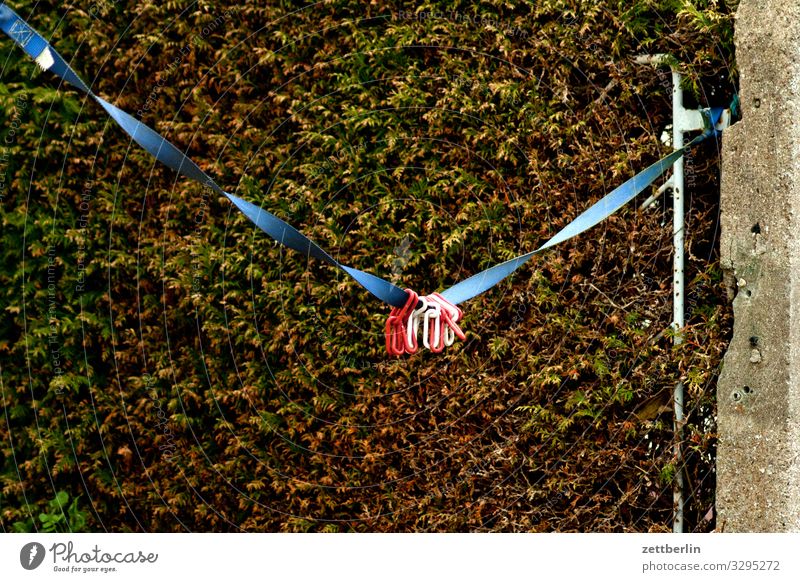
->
[0,0,736,532]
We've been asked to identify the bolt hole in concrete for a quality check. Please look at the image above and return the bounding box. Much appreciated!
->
[743,385,752,394]
[752,222,761,234]
[749,336,759,347]
[745,290,752,297]
[754,97,761,108]
[732,391,742,402]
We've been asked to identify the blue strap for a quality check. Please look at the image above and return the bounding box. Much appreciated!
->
[0,3,410,308]
[0,3,722,310]
[439,110,722,305]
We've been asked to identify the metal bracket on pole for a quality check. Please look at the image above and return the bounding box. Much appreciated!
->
[640,175,674,210]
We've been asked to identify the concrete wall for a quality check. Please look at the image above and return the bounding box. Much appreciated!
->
[717,0,800,532]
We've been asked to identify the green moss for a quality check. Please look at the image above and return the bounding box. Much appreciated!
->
[0,0,734,532]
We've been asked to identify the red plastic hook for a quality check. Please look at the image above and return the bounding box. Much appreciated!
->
[384,290,465,356]
[385,289,418,356]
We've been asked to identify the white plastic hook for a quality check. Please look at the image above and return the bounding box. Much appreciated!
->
[407,296,429,350]
[422,303,442,350]
[427,293,461,346]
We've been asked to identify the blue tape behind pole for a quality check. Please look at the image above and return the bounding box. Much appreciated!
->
[0,3,722,310]
[438,121,720,305]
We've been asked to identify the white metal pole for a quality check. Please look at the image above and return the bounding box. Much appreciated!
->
[634,55,699,533]
[634,55,718,532]
[671,69,686,534]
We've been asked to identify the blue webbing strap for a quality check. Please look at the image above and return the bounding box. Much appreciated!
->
[0,3,722,310]
[0,3,410,307]
[438,112,722,304]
